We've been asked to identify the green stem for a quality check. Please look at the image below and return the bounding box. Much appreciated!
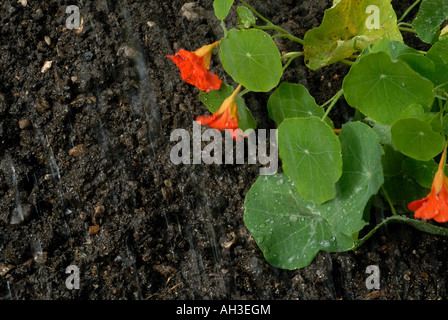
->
[352,217,394,249]
[255,25,304,44]
[281,51,302,60]
[399,26,417,34]
[321,89,343,121]
[397,22,414,28]
[239,88,251,97]
[353,215,448,250]
[240,0,304,44]
[434,81,448,92]
[271,33,304,44]
[381,185,397,216]
[319,98,333,109]
[220,20,228,37]
[239,0,270,24]
[281,51,303,71]
[397,0,421,23]
[339,59,355,66]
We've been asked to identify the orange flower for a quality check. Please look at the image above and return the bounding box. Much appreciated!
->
[408,145,448,223]
[196,84,246,141]
[166,41,222,92]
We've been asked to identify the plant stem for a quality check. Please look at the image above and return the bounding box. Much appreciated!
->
[321,89,343,121]
[339,59,355,66]
[220,20,228,37]
[381,185,397,216]
[353,215,448,250]
[397,0,421,23]
[281,51,303,71]
[255,25,304,44]
[397,22,414,28]
[239,0,304,44]
[271,33,304,44]
[281,51,302,60]
[239,0,270,24]
[398,26,417,34]
[434,81,448,92]
[239,88,251,97]
[352,217,393,249]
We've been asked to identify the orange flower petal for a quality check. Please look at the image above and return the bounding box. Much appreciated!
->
[196,84,246,141]
[196,114,219,125]
[206,108,239,130]
[433,186,448,223]
[413,190,439,221]
[408,197,429,212]
[167,49,221,92]
[409,145,448,222]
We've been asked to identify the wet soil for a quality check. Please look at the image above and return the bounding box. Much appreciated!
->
[1,0,447,300]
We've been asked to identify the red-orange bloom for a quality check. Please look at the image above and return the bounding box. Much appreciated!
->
[408,145,448,223]
[196,84,246,141]
[166,41,222,92]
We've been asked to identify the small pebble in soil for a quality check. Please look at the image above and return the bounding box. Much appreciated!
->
[18,119,30,130]
[44,36,51,46]
[40,61,52,73]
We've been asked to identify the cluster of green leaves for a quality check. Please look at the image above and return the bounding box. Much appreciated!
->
[205,0,448,269]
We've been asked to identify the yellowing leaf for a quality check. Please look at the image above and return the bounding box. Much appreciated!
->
[304,0,403,70]
[441,25,448,40]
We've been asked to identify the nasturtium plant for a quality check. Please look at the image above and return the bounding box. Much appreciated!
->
[168,0,448,270]
[245,122,384,269]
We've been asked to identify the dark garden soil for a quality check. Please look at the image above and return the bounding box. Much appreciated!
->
[1,0,447,300]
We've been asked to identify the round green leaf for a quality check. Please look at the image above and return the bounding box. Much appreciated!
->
[402,157,438,189]
[267,82,332,127]
[391,118,445,161]
[401,104,425,119]
[219,29,282,92]
[343,52,435,124]
[412,0,448,43]
[244,122,384,269]
[213,0,235,20]
[362,39,436,79]
[278,116,342,204]
[237,6,256,29]
[426,37,448,92]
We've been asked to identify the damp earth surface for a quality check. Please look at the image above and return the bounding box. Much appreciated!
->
[1,0,447,300]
